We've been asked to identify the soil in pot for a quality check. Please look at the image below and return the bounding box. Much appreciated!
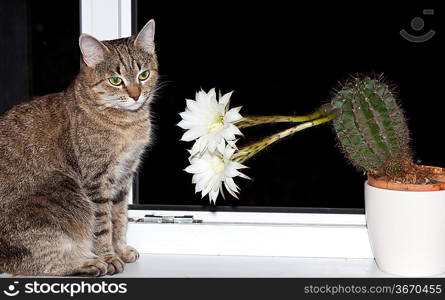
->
[368,159,445,191]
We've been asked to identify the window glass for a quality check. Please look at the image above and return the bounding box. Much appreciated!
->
[135,3,441,210]
[0,0,79,115]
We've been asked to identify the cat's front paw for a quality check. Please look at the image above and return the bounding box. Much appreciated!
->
[74,258,108,277]
[103,255,125,275]
[117,246,140,263]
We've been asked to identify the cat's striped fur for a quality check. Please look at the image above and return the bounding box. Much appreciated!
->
[0,20,158,276]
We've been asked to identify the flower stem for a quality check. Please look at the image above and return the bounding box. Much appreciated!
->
[235,104,333,129]
[233,110,338,163]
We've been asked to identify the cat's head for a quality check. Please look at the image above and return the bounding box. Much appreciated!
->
[78,20,158,111]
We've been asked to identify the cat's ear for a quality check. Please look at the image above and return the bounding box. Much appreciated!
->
[134,19,155,54]
[79,34,109,68]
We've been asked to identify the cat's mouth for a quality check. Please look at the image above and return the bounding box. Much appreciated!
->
[119,97,147,111]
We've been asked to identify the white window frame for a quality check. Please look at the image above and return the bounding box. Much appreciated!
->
[80,0,373,259]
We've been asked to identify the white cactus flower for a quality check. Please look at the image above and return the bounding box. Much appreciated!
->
[184,145,250,204]
[178,88,243,156]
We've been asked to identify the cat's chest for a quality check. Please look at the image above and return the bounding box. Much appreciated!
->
[109,142,146,187]
[75,120,151,192]
[114,148,139,176]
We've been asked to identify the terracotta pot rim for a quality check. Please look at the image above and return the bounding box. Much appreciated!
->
[367,165,445,192]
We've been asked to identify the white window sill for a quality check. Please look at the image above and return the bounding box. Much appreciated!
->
[2,254,444,278]
[126,220,373,258]
[124,219,445,278]
[112,254,445,277]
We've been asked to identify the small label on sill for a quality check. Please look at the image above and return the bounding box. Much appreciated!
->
[143,214,202,224]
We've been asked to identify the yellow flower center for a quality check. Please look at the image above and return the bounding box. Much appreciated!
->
[208,114,224,133]
[213,159,225,174]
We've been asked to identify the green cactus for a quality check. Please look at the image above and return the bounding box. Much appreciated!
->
[331,76,412,176]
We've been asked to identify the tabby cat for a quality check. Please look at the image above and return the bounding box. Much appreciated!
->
[0,20,158,276]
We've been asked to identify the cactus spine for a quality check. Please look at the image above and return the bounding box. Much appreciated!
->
[331,77,412,175]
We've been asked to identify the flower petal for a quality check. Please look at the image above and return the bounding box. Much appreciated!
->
[225,106,243,122]
[219,91,234,106]
[181,128,204,141]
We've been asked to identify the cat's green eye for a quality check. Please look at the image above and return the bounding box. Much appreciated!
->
[109,77,123,86]
[138,70,150,81]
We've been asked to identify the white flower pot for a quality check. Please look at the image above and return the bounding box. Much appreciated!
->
[365,181,445,276]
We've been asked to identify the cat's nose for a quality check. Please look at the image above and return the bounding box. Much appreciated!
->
[127,86,141,101]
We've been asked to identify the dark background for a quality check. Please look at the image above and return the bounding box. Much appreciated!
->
[0,0,79,111]
[136,2,442,210]
[0,1,441,212]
